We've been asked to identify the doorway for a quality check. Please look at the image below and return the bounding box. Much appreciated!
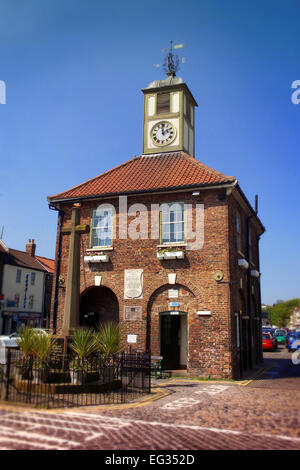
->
[80,286,119,329]
[160,312,187,370]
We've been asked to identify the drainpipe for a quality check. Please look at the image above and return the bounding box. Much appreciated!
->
[246,195,259,370]
[246,214,254,370]
[49,204,64,335]
[257,234,263,363]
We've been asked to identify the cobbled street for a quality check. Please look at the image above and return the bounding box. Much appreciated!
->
[0,347,299,450]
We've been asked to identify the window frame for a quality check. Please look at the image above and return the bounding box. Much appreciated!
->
[31,272,36,286]
[16,269,22,284]
[159,201,186,245]
[28,295,34,309]
[90,206,114,249]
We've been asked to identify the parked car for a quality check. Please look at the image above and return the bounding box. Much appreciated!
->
[262,332,275,351]
[268,330,278,349]
[287,332,300,352]
[286,331,297,349]
[0,333,19,348]
[274,329,287,345]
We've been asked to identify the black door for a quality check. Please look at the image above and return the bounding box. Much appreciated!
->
[160,315,180,369]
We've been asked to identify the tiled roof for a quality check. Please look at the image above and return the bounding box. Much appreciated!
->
[36,256,55,274]
[48,152,236,201]
[2,249,54,273]
[6,249,47,271]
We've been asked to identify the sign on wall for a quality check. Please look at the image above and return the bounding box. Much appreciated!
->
[124,269,143,299]
[124,306,143,321]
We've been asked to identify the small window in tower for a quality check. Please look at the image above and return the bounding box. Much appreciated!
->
[157,93,170,114]
[186,102,191,121]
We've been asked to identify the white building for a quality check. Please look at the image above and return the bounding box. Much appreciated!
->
[0,239,54,334]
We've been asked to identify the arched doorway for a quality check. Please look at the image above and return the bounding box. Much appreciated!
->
[147,283,196,370]
[80,286,119,329]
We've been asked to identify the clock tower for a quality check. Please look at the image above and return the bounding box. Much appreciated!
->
[142,76,198,156]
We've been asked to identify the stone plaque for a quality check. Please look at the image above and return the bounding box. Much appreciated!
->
[124,306,142,321]
[124,269,143,299]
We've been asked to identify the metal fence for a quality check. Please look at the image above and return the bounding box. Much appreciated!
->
[0,348,151,409]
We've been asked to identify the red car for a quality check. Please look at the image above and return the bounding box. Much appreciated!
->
[262,332,275,351]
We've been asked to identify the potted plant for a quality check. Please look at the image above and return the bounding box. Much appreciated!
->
[31,333,57,384]
[93,322,123,384]
[15,326,38,380]
[69,328,98,385]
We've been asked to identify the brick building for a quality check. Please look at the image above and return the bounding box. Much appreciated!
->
[48,73,265,379]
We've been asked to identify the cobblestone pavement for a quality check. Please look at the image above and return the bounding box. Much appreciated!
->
[0,346,299,450]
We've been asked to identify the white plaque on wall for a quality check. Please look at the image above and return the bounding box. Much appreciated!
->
[168,289,178,298]
[127,334,137,344]
[124,269,143,299]
[95,275,102,286]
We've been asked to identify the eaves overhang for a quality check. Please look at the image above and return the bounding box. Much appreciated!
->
[47,179,237,205]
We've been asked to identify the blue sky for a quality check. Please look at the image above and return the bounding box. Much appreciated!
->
[0,0,299,305]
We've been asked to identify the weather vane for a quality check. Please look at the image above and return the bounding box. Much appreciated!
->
[153,41,186,77]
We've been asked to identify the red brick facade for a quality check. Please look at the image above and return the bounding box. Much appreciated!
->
[49,184,264,379]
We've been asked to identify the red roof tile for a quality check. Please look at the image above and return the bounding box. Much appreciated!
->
[48,152,235,201]
[35,256,55,274]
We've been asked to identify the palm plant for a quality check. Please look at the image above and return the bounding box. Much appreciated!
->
[16,326,38,359]
[69,327,98,360]
[93,322,123,384]
[94,321,123,358]
[32,333,57,366]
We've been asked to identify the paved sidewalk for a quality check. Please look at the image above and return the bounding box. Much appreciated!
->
[0,348,299,450]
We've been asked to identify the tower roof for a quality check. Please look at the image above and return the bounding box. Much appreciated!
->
[48,151,236,202]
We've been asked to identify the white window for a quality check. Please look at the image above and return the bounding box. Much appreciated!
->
[16,269,22,283]
[160,202,185,244]
[31,272,36,286]
[91,207,113,248]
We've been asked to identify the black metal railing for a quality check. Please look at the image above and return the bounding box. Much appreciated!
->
[0,348,151,409]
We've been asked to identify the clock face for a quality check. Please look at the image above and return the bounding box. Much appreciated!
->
[151,121,176,146]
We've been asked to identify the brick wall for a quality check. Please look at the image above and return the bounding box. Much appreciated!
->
[50,188,262,379]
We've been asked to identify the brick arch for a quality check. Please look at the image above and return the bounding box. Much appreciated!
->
[80,280,123,307]
[146,282,199,354]
[146,276,201,302]
[79,284,120,328]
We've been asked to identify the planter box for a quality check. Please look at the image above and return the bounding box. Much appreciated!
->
[84,255,109,263]
[157,250,184,260]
